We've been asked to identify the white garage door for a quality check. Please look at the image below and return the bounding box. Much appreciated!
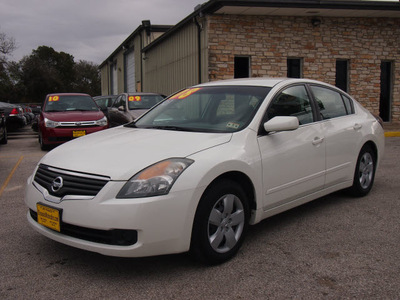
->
[126,50,136,92]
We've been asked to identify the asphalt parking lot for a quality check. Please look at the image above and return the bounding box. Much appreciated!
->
[0,126,399,299]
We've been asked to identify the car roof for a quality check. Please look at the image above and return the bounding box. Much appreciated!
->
[46,93,91,97]
[122,92,163,96]
[195,77,333,89]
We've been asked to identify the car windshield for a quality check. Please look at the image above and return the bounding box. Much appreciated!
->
[44,95,99,112]
[132,86,271,133]
[128,95,164,110]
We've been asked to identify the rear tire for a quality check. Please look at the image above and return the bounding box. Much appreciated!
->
[191,179,250,264]
[348,145,376,197]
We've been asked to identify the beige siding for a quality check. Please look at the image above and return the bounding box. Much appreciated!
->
[143,21,207,95]
[100,66,109,95]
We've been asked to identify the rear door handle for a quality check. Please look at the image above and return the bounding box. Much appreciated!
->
[312,137,324,145]
[353,123,362,130]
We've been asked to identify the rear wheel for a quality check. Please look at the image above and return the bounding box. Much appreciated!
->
[348,145,376,197]
[191,179,249,264]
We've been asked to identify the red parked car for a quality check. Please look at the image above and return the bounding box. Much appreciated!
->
[38,93,108,150]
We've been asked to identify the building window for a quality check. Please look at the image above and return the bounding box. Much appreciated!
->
[380,61,393,122]
[234,56,250,78]
[336,60,349,92]
[287,58,302,78]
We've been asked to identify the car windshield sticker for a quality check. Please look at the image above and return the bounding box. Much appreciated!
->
[226,122,240,130]
[49,96,60,102]
[170,88,201,100]
[129,96,141,102]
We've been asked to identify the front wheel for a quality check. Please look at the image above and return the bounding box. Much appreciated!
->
[191,179,250,264]
[348,145,376,197]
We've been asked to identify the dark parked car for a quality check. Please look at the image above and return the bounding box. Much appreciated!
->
[0,102,26,129]
[0,108,7,144]
[38,93,108,150]
[93,95,117,120]
[107,93,165,127]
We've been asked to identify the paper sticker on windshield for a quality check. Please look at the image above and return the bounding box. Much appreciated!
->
[129,96,141,102]
[49,96,60,102]
[170,88,201,100]
[226,122,240,130]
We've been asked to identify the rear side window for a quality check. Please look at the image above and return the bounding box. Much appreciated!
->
[310,86,348,119]
[342,95,354,114]
[267,85,314,125]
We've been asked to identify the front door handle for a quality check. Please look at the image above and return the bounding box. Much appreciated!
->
[312,137,324,145]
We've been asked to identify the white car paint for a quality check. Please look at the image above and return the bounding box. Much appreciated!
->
[24,78,385,261]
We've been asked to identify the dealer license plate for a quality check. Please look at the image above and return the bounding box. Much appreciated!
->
[36,203,62,232]
[73,130,86,137]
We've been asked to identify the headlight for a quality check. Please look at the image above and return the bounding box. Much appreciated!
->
[117,158,194,198]
[95,116,108,127]
[44,117,60,128]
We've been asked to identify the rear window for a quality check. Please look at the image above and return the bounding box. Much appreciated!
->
[44,95,99,112]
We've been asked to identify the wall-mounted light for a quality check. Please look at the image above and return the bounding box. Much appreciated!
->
[311,18,321,27]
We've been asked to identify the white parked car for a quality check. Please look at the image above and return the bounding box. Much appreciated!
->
[25,78,385,264]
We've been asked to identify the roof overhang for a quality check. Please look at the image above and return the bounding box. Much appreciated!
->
[143,0,400,52]
[204,0,400,18]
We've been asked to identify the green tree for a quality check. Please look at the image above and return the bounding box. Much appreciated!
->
[18,46,75,102]
[73,60,101,96]
[0,29,16,101]
[1,45,101,103]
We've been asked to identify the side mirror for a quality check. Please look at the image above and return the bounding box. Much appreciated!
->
[264,116,299,133]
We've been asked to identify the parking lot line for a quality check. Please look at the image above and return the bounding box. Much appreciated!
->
[0,155,24,197]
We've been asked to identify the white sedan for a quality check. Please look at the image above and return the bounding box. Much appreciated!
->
[25,78,385,264]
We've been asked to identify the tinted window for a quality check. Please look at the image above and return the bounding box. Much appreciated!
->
[44,95,98,112]
[342,95,354,115]
[311,86,347,119]
[267,85,313,125]
[134,86,270,133]
[113,95,126,109]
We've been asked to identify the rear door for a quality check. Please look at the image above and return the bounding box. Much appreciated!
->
[309,85,363,187]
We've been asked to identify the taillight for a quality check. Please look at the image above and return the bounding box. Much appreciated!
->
[10,108,19,116]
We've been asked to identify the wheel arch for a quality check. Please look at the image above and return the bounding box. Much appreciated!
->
[202,171,257,212]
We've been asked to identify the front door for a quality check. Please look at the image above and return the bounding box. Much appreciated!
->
[257,85,325,210]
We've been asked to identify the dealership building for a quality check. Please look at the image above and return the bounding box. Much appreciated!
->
[99,0,400,123]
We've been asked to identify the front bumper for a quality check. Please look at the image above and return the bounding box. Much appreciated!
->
[41,126,107,145]
[25,176,202,257]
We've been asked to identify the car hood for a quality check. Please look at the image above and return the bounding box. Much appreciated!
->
[42,111,104,121]
[39,126,232,180]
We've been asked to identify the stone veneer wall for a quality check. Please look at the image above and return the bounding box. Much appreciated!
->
[208,15,400,122]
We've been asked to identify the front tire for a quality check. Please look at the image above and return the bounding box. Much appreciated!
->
[349,145,376,197]
[191,179,250,264]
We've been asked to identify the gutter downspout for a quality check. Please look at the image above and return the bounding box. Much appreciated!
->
[194,16,202,84]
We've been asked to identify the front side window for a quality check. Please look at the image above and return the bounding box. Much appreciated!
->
[133,86,271,133]
[311,86,347,119]
[267,85,313,125]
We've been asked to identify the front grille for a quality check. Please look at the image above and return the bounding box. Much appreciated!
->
[30,210,137,246]
[34,164,109,198]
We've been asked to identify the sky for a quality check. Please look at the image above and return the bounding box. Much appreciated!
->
[0,0,203,64]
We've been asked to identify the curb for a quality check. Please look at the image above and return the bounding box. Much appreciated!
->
[385,132,400,137]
